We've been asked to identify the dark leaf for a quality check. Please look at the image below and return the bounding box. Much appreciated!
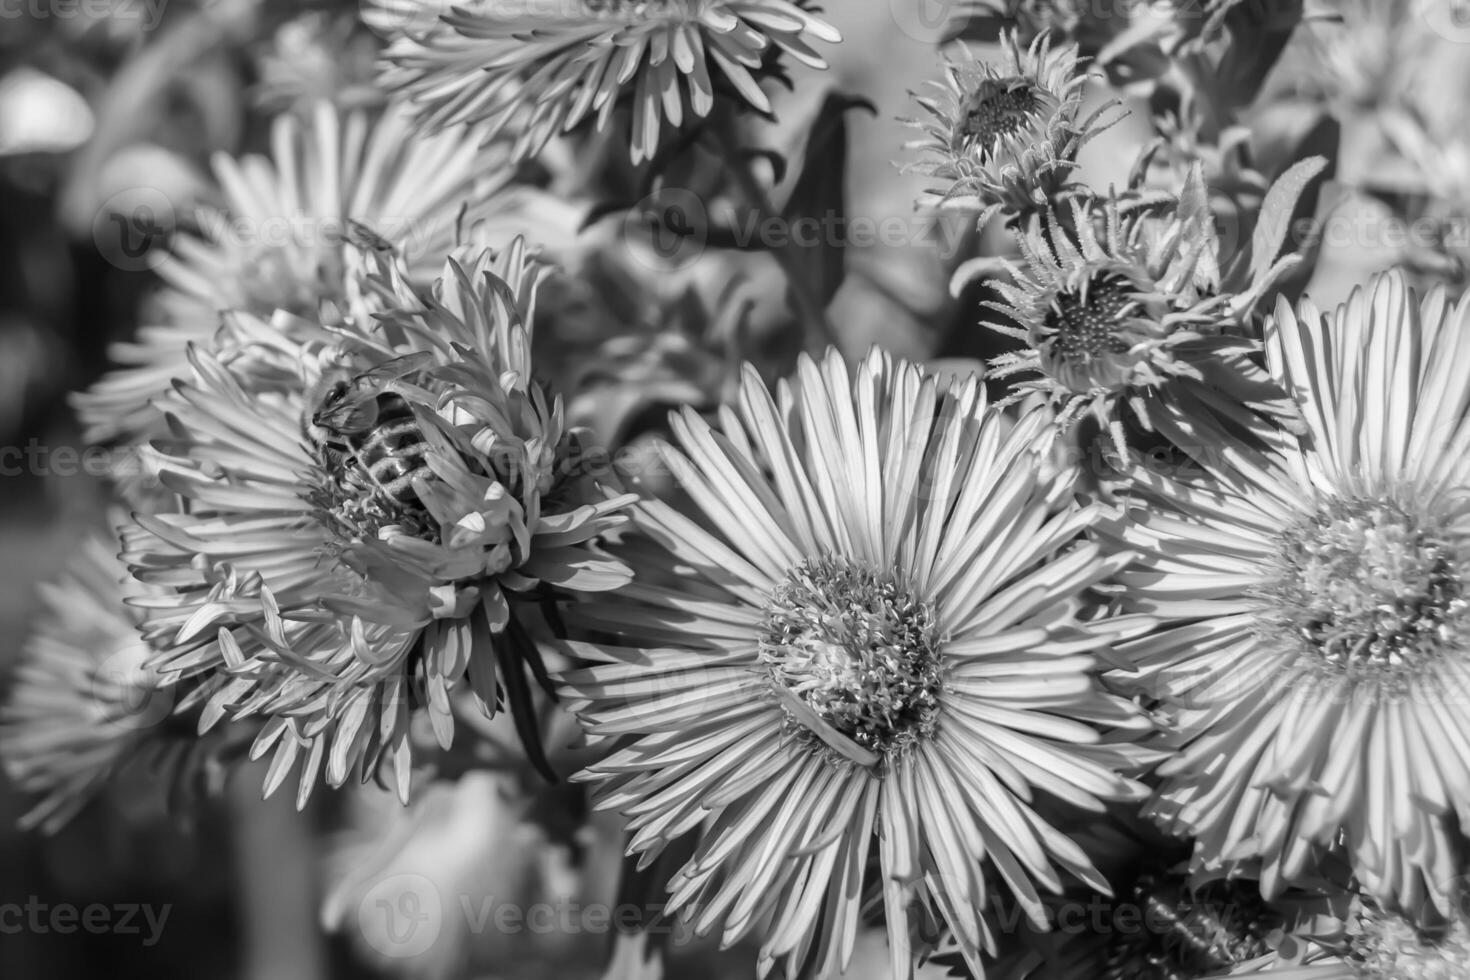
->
[497,615,558,783]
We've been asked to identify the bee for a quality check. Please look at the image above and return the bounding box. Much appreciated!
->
[304,352,437,510]
[343,218,397,255]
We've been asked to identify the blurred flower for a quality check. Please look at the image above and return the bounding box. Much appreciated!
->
[1376,106,1470,294]
[372,0,842,164]
[904,30,1115,227]
[253,13,385,114]
[322,773,567,980]
[559,349,1156,978]
[939,2,1201,57]
[976,168,1302,463]
[0,529,235,833]
[1104,271,1470,923]
[1302,0,1424,114]
[0,67,94,156]
[73,100,511,448]
[1151,0,1283,54]
[123,246,636,806]
[939,2,1099,47]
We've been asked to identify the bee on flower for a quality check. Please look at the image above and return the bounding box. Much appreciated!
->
[123,242,636,807]
[904,29,1119,228]
[370,0,842,165]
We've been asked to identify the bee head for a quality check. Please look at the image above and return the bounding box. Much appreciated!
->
[301,368,373,444]
[312,378,353,422]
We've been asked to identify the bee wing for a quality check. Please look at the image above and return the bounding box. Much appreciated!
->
[345,219,397,254]
[353,352,437,387]
[313,396,381,433]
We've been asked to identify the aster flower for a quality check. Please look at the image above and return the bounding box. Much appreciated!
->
[1375,105,1470,294]
[253,13,385,114]
[371,0,842,165]
[1103,270,1470,923]
[976,166,1305,464]
[0,529,240,832]
[123,245,636,806]
[1339,896,1470,979]
[73,99,510,448]
[557,349,1157,978]
[904,30,1118,228]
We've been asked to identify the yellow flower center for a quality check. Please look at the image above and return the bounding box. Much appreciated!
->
[758,556,942,757]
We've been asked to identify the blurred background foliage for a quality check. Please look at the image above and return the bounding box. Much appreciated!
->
[4,1,1470,977]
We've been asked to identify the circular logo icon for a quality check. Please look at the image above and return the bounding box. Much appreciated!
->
[1422,0,1470,43]
[890,0,963,44]
[91,186,174,273]
[621,187,709,273]
[92,642,174,732]
[356,872,444,960]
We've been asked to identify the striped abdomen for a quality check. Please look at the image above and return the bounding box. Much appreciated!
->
[349,393,430,507]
